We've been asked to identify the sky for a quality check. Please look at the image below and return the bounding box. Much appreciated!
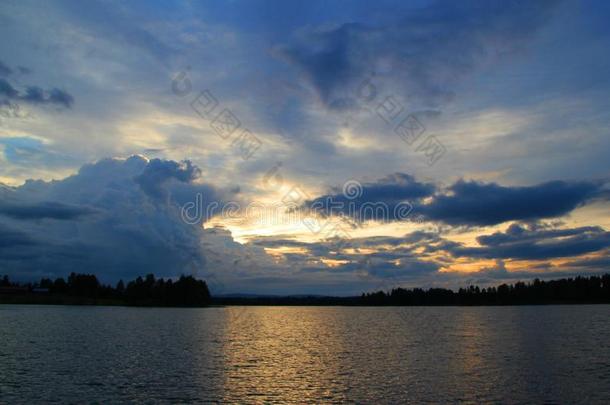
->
[1,0,610,295]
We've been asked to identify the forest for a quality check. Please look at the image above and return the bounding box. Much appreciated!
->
[0,273,211,306]
[360,274,610,305]
[2,273,610,306]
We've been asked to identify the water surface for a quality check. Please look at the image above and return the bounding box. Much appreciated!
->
[1,305,609,403]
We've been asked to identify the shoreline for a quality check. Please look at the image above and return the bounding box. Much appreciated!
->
[2,296,610,308]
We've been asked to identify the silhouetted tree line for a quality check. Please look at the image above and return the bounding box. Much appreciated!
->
[0,273,211,307]
[361,274,610,305]
[2,273,610,306]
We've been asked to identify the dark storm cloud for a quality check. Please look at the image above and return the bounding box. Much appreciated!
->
[0,156,229,282]
[476,223,601,246]
[0,80,74,108]
[135,158,201,199]
[274,0,560,110]
[0,201,96,220]
[421,180,602,226]
[303,173,603,226]
[452,224,610,261]
[302,173,434,221]
[406,224,610,263]
[0,60,73,108]
[21,86,74,108]
[48,88,74,108]
[0,224,37,248]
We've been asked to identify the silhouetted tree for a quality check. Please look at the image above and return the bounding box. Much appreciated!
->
[360,275,610,305]
[67,273,100,297]
[3,272,609,307]
[39,278,53,289]
[52,278,68,294]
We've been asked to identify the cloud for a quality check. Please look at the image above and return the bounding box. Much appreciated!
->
[399,222,610,263]
[55,0,177,65]
[0,60,73,108]
[452,223,610,260]
[274,0,560,110]
[2,0,610,295]
[302,173,434,221]
[564,255,610,270]
[0,156,227,282]
[250,232,441,282]
[0,60,12,76]
[0,60,30,77]
[249,221,610,290]
[0,224,37,249]
[134,158,201,199]
[0,201,96,220]
[421,179,602,226]
[47,88,74,108]
[336,256,439,279]
[0,80,74,109]
[0,79,18,98]
[303,173,604,226]
[20,86,74,108]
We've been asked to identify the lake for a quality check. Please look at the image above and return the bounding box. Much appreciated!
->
[1,305,609,403]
